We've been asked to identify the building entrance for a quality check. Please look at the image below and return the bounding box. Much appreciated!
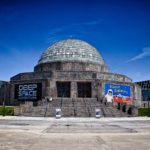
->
[57,82,70,97]
[77,82,91,98]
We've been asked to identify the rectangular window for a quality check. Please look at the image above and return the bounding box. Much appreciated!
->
[56,62,61,70]
[77,82,91,98]
[57,82,70,97]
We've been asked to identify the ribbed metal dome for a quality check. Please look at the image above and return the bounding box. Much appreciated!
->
[38,39,105,65]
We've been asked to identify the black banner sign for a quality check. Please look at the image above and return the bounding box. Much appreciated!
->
[15,83,42,101]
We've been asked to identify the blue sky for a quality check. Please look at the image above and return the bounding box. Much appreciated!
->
[0,0,150,82]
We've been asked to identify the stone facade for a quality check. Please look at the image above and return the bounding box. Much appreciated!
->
[9,60,140,107]
[0,39,142,117]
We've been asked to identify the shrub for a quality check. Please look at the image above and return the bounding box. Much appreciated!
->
[0,106,14,116]
[138,108,150,117]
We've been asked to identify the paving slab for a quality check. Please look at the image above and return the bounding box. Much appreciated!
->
[0,116,150,150]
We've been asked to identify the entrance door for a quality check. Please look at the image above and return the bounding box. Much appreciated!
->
[56,82,70,97]
[77,82,91,98]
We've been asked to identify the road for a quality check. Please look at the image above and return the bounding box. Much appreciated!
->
[0,116,150,150]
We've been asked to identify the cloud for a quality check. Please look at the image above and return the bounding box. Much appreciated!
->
[47,20,101,44]
[127,47,150,62]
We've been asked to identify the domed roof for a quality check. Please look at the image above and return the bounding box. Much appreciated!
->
[38,39,105,65]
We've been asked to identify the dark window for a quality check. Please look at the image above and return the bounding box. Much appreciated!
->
[56,62,61,70]
[92,73,97,79]
[77,82,91,98]
[57,82,70,97]
[142,90,150,101]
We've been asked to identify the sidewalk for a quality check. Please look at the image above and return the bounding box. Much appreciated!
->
[0,116,150,150]
[0,116,150,121]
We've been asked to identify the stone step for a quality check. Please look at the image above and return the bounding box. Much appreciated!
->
[16,99,131,117]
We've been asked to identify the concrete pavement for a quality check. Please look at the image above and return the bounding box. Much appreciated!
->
[0,116,150,150]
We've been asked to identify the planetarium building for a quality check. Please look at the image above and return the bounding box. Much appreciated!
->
[1,39,141,117]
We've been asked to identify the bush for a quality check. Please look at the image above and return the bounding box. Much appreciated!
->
[0,106,14,116]
[138,108,150,117]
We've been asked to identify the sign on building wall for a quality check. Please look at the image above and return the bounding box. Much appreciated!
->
[104,83,131,103]
[15,83,42,101]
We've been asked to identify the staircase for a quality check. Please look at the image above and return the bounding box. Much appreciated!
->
[15,98,132,117]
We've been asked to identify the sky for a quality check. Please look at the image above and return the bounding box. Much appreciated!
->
[0,0,150,82]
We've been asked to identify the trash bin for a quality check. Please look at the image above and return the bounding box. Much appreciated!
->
[95,109,101,118]
[55,108,61,118]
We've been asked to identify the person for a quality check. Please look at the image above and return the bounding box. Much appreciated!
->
[105,89,114,106]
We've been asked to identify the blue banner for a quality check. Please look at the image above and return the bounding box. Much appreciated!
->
[104,83,131,97]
